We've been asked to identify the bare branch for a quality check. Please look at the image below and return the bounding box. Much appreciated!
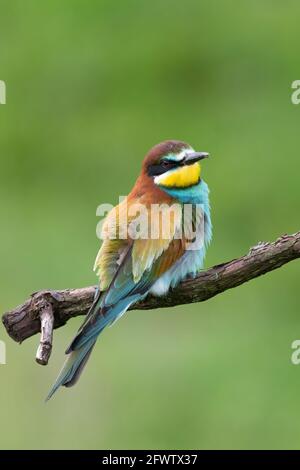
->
[35,300,54,366]
[2,231,300,364]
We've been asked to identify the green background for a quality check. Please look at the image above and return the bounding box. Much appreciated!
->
[0,0,299,450]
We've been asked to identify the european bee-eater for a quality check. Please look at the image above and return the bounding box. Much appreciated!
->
[47,140,212,400]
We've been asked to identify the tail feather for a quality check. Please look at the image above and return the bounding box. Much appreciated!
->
[46,294,141,401]
[64,344,95,388]
[66,294,141,353]
[45,339,96,401]
[46,297,111,401]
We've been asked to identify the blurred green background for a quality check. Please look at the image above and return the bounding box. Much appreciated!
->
[0,0,299,450]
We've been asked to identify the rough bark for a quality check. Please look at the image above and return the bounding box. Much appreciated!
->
[2,231,300,365]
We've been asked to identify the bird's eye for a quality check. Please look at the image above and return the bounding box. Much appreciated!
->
[162,161,170,167]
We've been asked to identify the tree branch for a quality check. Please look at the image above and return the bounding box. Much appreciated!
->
[2,231,300,365]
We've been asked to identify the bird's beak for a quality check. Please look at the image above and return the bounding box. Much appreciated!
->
[184,152,209,165]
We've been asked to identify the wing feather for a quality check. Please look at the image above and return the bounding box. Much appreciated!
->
[72,197,186,346]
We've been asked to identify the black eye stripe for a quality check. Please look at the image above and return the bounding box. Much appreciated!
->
[147,160,179,176]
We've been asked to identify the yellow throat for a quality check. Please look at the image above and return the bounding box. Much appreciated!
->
[155,162,201,188]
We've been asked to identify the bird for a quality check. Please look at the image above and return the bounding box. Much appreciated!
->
[46,140,212,400]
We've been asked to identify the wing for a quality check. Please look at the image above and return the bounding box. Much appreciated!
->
[94,198,132,291]
[94,197,184,289]
[67,200,186,351]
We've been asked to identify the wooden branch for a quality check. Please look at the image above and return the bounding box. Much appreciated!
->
[35,300,54,365]
[2,231,300,365]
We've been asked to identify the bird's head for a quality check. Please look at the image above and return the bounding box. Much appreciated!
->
[143,140,209,190]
